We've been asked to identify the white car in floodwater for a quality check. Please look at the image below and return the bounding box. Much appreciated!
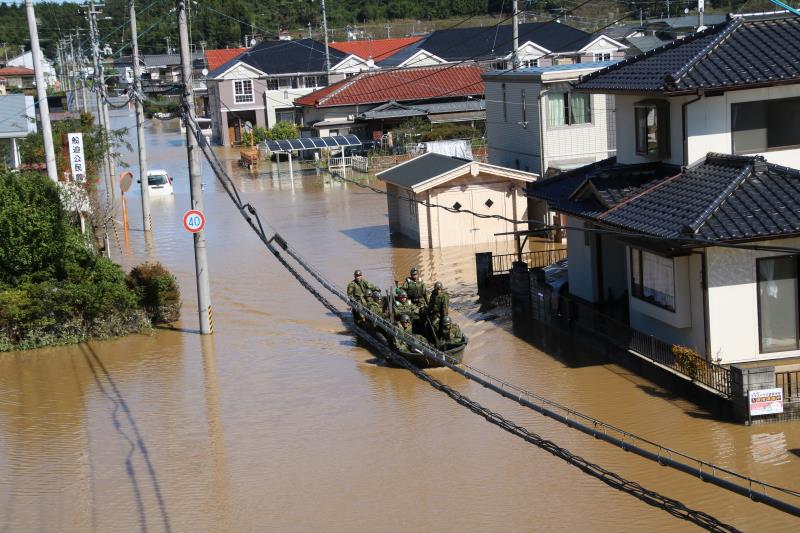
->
[145,170,174,196]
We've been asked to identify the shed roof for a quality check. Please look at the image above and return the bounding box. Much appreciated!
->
[378,153,537,192]
[294,63,484,108]
[577,14,800,94]
[529,153,800,243]
[0,66,34,76]
[329,37,422,62]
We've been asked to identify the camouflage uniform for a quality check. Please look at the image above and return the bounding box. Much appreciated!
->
[394,320,429,352]
[439,321,464,347]
[347,276,378,305]
[400,276,428,305]
[427,287,450,329]
[394,298,421,321]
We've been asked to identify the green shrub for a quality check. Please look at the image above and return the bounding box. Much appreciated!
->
[126,262,181,324]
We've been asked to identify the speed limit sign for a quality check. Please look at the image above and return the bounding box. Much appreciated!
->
[183,210,205,233]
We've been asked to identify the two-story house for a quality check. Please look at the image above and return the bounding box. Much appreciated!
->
[206,39,374,146]
[378,21,627,70]
[483,61,618,176]
[528,13,800,374]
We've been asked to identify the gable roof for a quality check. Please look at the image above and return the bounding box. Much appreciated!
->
[329,37,422,62]
[205,48,248,71]
[413,21,596,62]
[209,39,349,78]
[377,153,471,189]
[530,153,800,243]
[577,14,800,94]
[294,63,484,108]
[378,153,537,191]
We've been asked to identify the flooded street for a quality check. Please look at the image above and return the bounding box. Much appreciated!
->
[2,105,800,531]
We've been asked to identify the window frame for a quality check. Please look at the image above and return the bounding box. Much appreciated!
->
[233,79,254,104]
[731,97,800,155]
[546,91,593,127]
[634,99,670,158]
[593,51,612,62]
[756,255,800,354]
[629,247,677,312]
[266,78,279,91]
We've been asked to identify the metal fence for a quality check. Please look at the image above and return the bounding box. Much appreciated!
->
[776,370,800,403]
[528,281,733,398]
[492,248,568,274]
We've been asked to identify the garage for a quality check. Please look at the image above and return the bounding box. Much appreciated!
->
[378,153,538,248]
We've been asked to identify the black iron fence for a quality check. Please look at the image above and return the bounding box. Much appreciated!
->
[528,280,733,398]
[491,248,568,274]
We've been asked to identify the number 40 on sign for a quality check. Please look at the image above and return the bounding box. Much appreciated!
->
[183,210,206,233]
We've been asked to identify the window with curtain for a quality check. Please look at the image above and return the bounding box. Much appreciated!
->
[757,256,800,353]
[547,92,591,127]
[630,248,676,311]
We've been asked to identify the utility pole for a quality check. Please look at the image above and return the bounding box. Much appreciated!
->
[130,0,152,232]
[698,0,704,28]
[25,0,58,183]
[385,24,391,39]
[307,21,312,39]
[74,30,89,113]
[88,1,115,201]
[320,0,330,75]
[177,0,213,335]
[512,0,520,69]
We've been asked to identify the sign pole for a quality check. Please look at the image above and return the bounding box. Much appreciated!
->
[178,0,213,335]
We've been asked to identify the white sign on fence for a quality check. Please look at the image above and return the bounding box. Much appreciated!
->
[68,132,86,182]
[749,387,784,417]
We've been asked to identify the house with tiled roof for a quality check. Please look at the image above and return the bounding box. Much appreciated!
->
[328,37,421,63]
[205,48,248,72]
[205,39,373,145]
[0,66,35,89]
[528,13,800,381]
[379,21,627,69]
[294,63,485,139]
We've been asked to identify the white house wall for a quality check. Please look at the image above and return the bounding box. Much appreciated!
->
[706,237,800,365]
[615,86,800,168]
[565,218,596,302]
[486,79,542,173]
[541,84,616,171]
[486,78,615,175]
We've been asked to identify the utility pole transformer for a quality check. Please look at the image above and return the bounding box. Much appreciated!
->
[129,0,152,232]
[177,0,213,335]
[321,0,331,75]
[512,0,520,69]
[25,0,58,183]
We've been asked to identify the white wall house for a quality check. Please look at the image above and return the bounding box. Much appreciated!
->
[484,62,618,176]
[529,13,800,373]
[378,153,537,249]
[7,50,56,87]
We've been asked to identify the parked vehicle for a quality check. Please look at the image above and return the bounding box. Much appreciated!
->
[144,170,174,196]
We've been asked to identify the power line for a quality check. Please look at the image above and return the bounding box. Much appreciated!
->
[182,111,800,521]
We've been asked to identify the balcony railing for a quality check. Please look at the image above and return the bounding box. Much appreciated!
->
[492,248,567,274]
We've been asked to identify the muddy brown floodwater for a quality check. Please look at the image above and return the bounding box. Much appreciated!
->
[2,104,800,532]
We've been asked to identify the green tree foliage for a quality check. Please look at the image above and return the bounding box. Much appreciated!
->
[0,170,180,350]
[268,121,299,140]
[126,262,181,324]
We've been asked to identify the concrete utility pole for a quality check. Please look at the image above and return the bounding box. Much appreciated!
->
[130,0,152,232]
[321,0,331,75]
[698,0,705,28]
[88,1,115,200]
[177,0,213,335]
[512,0,520,69]
[25,0,58,183]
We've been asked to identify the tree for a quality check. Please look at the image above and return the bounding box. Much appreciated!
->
[268,121,299,140]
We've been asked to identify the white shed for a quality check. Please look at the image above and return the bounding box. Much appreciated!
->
[377,153,538,248]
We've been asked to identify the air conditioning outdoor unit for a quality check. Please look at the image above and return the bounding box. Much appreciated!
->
[347,114,354,121]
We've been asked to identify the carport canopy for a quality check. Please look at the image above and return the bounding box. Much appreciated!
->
[262,134,361,152]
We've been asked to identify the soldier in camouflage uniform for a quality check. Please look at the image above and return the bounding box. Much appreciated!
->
[347,269,378,305]
[426,281,449,331]
[400,267,428,306]
[393,314,430,353]
[393,289,421,321]
[367,290,384,316]
[438,316,464,348]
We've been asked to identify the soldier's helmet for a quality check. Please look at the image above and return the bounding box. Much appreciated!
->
[372,290,382,299]
[433,281,444,290]
[399,314,411,324]
[354,269,363,277]
[365,291,373,300]
[441,316,452,326]
[410,267,418,276]
[396,289,408,299]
